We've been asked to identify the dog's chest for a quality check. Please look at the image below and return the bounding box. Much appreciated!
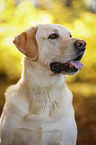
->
[12,109,76,145]
[11,89,67,145]
[13,127,63,145]
[13,112,69,145]
[28,87,65,119]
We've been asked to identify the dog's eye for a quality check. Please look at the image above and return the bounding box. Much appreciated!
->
[48,33,59,39]
[70,34,72,37]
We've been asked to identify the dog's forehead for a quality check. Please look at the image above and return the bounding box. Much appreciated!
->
[37,24,69,35]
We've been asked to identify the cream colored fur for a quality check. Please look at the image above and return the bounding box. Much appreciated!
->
[0,24,78,145]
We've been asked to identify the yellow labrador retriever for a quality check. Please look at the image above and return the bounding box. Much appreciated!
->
[0,24,86,145]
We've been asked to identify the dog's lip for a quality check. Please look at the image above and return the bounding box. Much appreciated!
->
[50,51,85,74]
[71,51,85,61]
[67,51,85,70]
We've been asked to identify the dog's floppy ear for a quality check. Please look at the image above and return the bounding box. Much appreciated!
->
[13,27,38,60]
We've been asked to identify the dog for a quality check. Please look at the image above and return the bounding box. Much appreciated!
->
[0,24,86,145]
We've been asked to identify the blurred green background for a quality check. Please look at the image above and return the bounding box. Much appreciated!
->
[0,0,96,144]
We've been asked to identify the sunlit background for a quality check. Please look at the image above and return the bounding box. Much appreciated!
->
[0,0,96,144]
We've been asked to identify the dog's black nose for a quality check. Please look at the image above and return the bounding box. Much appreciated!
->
[74,40,86,51]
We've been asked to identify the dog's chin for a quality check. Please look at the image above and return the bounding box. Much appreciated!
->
[50,62,78,75]
[50,51,85,75]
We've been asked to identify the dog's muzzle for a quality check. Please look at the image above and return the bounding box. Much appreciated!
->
[50,40,86,75]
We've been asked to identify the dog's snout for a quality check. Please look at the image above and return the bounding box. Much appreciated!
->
[74,40,86,51]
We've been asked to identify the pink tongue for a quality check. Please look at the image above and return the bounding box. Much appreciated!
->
[69,61,83,69]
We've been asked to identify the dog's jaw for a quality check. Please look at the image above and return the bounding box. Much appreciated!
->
[50,62,78,75]
[50,51,85,75]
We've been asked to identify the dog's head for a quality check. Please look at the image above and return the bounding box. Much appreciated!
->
[13,24,86,75]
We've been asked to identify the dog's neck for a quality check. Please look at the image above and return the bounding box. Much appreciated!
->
[19,57,72,119]
[21,57,66,89]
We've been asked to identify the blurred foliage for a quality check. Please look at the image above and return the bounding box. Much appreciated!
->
[0,0,96,83]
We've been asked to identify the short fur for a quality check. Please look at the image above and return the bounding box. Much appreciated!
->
[0,24,84,145]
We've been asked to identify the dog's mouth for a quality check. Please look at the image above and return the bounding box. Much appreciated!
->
[50,52,85,75]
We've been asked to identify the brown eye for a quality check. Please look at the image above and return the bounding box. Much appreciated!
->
[48,33,59,39]
[70,34,72,37]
